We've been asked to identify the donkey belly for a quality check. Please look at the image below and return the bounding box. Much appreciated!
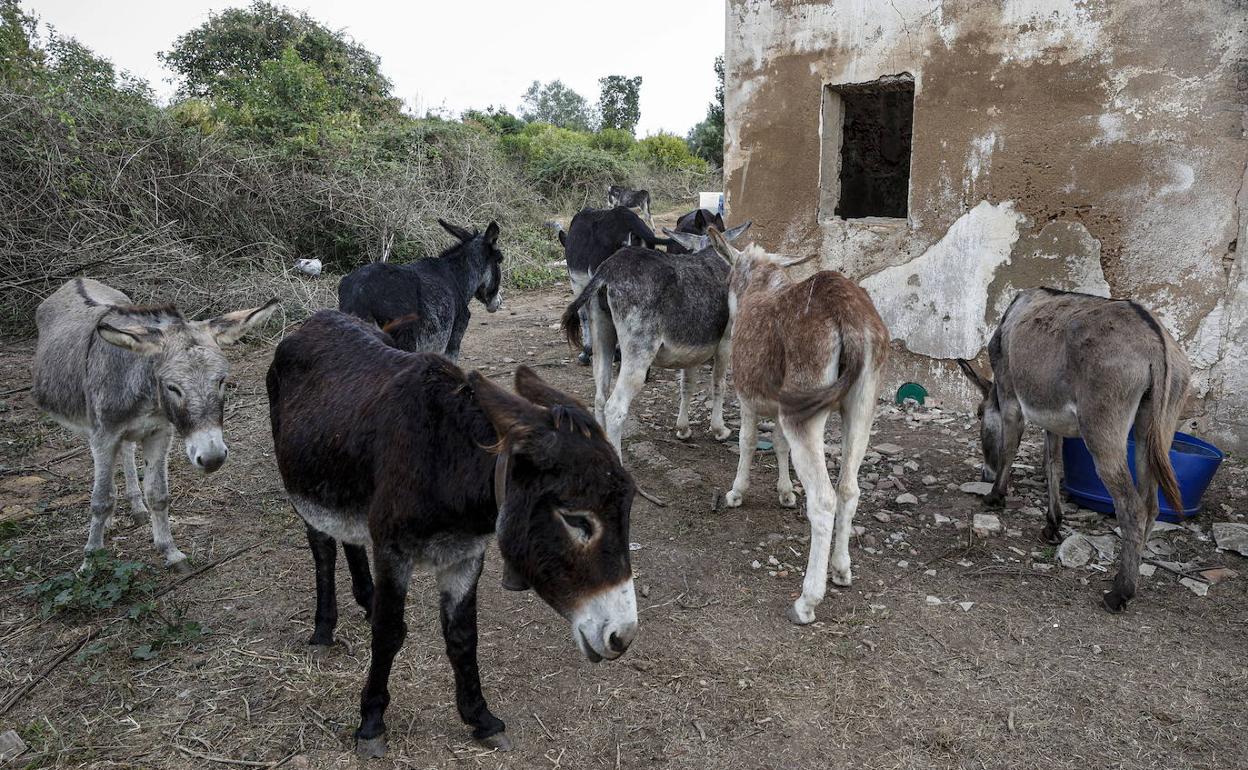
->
[653,341,717,369]
[291,495,371,546]
[1019,396,1081,437]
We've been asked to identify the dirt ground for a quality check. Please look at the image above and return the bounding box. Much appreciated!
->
[2,277,1248,769]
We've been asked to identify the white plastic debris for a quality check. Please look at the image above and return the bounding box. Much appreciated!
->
[294,258,323,276]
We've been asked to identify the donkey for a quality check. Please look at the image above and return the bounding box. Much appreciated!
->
[559,207,672,365]
[706,229,889,626]
[267,311,638,757]
[32,278,277,570]
[338,219,502,360]
[606,185,652,225]
[560,223,753,456]
[674,208,725,236]
[957,287,1190,613]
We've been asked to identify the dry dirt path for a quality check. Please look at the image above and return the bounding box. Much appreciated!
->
[1,285,1246,769]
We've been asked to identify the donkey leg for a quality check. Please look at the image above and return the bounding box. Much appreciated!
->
[1041,431,1065,544]
[985,397,1024,506]
[725,400,757,508]
[570,272,592,365]
[831,376,878,588]
[306,524,339,646]
[140,430,187,571]
[604,346,655,457]
[782,411,836,625]
[437,550,508,748]
[675,367,695,440]
[709,340,732,441]
[82,434,122,570]
[355,548,414,758]
[1083,426,1142,613]
[121,441,149,524]
[343,543,375,617]
[773,427,796,508]
[1132,409,1164,553]
[590,301,617,426]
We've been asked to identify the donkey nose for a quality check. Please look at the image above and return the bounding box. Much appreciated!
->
[195,446,228,473]
[606,621,638,654]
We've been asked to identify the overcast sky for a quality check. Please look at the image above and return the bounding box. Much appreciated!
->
[24,0,725,136]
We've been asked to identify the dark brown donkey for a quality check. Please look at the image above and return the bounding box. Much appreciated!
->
[267,311,638,757]
[958,288,1190,613]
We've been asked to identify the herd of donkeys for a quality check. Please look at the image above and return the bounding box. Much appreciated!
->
[26,189,1191,754]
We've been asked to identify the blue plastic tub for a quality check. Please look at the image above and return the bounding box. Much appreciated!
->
[1061,431,1224,522]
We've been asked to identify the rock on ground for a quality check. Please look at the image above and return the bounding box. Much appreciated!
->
[1213,522,1248,556]
[972,513,1002,537]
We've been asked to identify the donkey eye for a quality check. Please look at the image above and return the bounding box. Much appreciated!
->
[165,383,183,398]
[558,512,596,543]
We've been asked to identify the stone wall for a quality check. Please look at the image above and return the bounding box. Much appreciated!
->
[724,0,1247,448]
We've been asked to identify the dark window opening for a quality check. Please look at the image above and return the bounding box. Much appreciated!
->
[821,75,913,220]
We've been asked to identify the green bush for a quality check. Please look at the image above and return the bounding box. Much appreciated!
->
[589,127,635,154]
[633,132,708,172]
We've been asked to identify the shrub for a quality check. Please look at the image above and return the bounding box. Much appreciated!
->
[633,132,708,172]
[589,127,635,154]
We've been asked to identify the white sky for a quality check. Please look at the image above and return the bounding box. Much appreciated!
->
[24,0,725,136]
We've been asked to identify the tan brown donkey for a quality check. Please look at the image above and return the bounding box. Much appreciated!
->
[707,229,890,625]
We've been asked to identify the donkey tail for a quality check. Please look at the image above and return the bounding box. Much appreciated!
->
[777,329,868,423]
[1144,334,1184,513]
[561,271,609,350]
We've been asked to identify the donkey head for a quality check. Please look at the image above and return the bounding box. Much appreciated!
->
[439,219,504,313]
[97,299,279,472]
[706,226,816,309]
[661,220,752,257]
[470,365,638,663]
[956,358,1002,482]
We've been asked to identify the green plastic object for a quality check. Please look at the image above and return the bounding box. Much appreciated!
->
[895,382,928,405]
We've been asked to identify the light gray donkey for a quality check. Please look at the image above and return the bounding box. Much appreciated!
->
[32,278,278,571]
[707,228,890,626]
[559,222,752,456]
[957,287,1189,613]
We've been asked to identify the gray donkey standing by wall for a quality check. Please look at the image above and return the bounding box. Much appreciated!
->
[32,278,277,570]
[958,287,1190,612]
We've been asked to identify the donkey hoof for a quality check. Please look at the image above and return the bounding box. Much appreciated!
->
[984,492,1004,507]
[1041,525,1063,545]
[778,491,797,508]
[713,426,733,441]
[577,351,591,366]
[477,731,513,752]
[166,554,192,574]
[724,490,744,508]
[675,426,692,440]
[786,604,816,626]
[355,734,387,758]
[830,569,852,587]
[1101,591,1129,614]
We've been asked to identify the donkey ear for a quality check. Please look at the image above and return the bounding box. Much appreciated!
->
[97,321,167,355]
[483,221,501,247]
[513,365,582,408]
[722,219,752,242]
[438,219,474,243]
[662,227,707,253]
[693,209,708,229]
[706,226,739,265]
[956,358,992,395]
[204,298,279,346]
[469,370,548,446]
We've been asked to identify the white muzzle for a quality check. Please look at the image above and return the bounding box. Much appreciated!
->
[486,290,503,313]
[186,427,228,473]
[570,578,638,662]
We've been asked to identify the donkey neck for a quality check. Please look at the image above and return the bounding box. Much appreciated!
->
[440,244,487,304]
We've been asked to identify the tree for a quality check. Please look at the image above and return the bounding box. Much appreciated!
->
[159,0,398,122]
[686,56,724,167]
[518,80,595,131]
[597,75,641,134]
[0,0,44,88]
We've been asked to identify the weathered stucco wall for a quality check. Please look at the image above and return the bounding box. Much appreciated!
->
[724,0,1248,448]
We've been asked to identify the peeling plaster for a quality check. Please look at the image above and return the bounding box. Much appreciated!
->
[860,201,1025,359]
